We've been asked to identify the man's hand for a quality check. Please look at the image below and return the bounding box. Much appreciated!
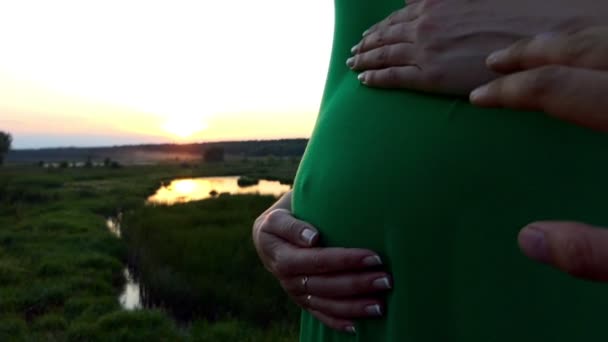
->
[519,222,608,282]
[470,27,608,132]
[347,0,607,95]
[252,194,392,333]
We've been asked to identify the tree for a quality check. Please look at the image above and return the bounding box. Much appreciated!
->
[0,131,12,166]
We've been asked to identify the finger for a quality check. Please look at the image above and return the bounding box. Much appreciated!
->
[273,246,384,277]
[260,208,319,247]
[518,221,608,282]
[487,28,608,73]
[308,310,356,334]
[362,2,423,38]
[297,295,385,319]
[359,66,427,90]
[349,43,416,71]
[282,272,392,297]
[470,66,608,132]
[356,23,415,54]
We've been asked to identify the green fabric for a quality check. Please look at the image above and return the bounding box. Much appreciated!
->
[292,0,608,341]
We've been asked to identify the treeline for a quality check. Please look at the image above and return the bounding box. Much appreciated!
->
[6,139,308,164]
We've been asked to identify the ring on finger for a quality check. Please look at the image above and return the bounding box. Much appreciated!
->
[306,294,312,307]
[301,275,309,292]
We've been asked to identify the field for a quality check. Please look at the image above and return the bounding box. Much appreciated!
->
[0,159,300,341]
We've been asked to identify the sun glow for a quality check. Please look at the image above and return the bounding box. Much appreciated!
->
[162,117,208,139]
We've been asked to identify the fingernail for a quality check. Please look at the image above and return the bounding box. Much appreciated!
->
[362,29,371,36]
[350,44,360,54]
[346,57,355,68]
[300,228,317,246]
[372,276,392,290]
[362,255,382,266]
[345,326,356,334]
[365,304,383,316]
[486,49,508,66]
[469,85,489,103]
[519,226,550,264]
[358,72,367,84]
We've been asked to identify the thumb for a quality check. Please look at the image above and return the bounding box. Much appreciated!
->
[519,221,608,282]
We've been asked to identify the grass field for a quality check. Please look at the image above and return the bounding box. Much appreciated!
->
[0,159,300,341]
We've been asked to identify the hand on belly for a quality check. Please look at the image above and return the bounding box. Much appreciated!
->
[347,0,608,95]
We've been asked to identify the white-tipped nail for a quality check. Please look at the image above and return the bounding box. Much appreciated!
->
[372,276,392,290]
[365,304,383,316]
[300,228,317,245]
[362,29,370,37]
[362,255,382,267]
[345,326,356,334]
[346,57,355,68]
[350,44,360,54]
[358,72,367,83]
[469,86,489,103]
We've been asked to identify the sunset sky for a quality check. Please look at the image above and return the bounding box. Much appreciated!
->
[0,0,334,149]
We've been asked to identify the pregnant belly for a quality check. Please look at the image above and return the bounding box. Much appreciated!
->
[293,80,608,341]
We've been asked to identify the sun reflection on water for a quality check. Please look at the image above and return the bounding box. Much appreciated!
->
[147,176,291,205]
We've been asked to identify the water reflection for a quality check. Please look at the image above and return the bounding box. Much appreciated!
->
[147,176,291,205]
[106,216,143,311]
[106,217,121,238]
[119,269,143,310]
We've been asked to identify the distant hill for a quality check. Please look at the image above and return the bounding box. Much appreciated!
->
[6,139,308,165]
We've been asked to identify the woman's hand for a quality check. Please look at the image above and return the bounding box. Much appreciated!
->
[347,0,608,95]
[252,191,392,333]
[470,27,608,132]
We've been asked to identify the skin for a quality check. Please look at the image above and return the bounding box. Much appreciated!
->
[254,1,608,333]
[348,0,608,95]
[469,27,608,282]
[252,191,392,332]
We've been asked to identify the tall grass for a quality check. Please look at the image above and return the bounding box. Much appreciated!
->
[0,161,300,341]
[122,195,299,328]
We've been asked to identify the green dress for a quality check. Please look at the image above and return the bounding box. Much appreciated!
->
[292,0,608,341]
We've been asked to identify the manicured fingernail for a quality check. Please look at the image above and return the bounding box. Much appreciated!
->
[362,29,371,36]
[469,85,489,103]
[358,72,367,84]
[346,57,355,68]
[519,226,550,264]
[350,44,360,54]
[345,326,356,334]
[362,255,382,266]
[365,304,383,316]
[300,229,317,245]
[372,276,392,290]
[486,49,508,66]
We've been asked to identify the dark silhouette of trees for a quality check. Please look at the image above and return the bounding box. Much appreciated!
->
[202,147,225,163]
[0,131,12,165]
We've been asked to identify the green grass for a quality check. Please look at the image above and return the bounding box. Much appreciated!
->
[0,160,300,341]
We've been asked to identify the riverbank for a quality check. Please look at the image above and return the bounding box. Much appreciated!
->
[0,160,299,340]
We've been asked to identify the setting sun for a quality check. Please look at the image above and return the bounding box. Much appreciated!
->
[162,117,208,139]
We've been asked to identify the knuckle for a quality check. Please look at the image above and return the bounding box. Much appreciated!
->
[385,67,400,84]
[526,66,561,98]
[265,209,287,227]
[312,253,329,273]
[563,36,594,62]
[416,13,438,36]
[377,48,388,65]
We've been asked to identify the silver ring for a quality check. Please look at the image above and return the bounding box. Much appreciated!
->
[301,275,309,292]
[306,294,312,306]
